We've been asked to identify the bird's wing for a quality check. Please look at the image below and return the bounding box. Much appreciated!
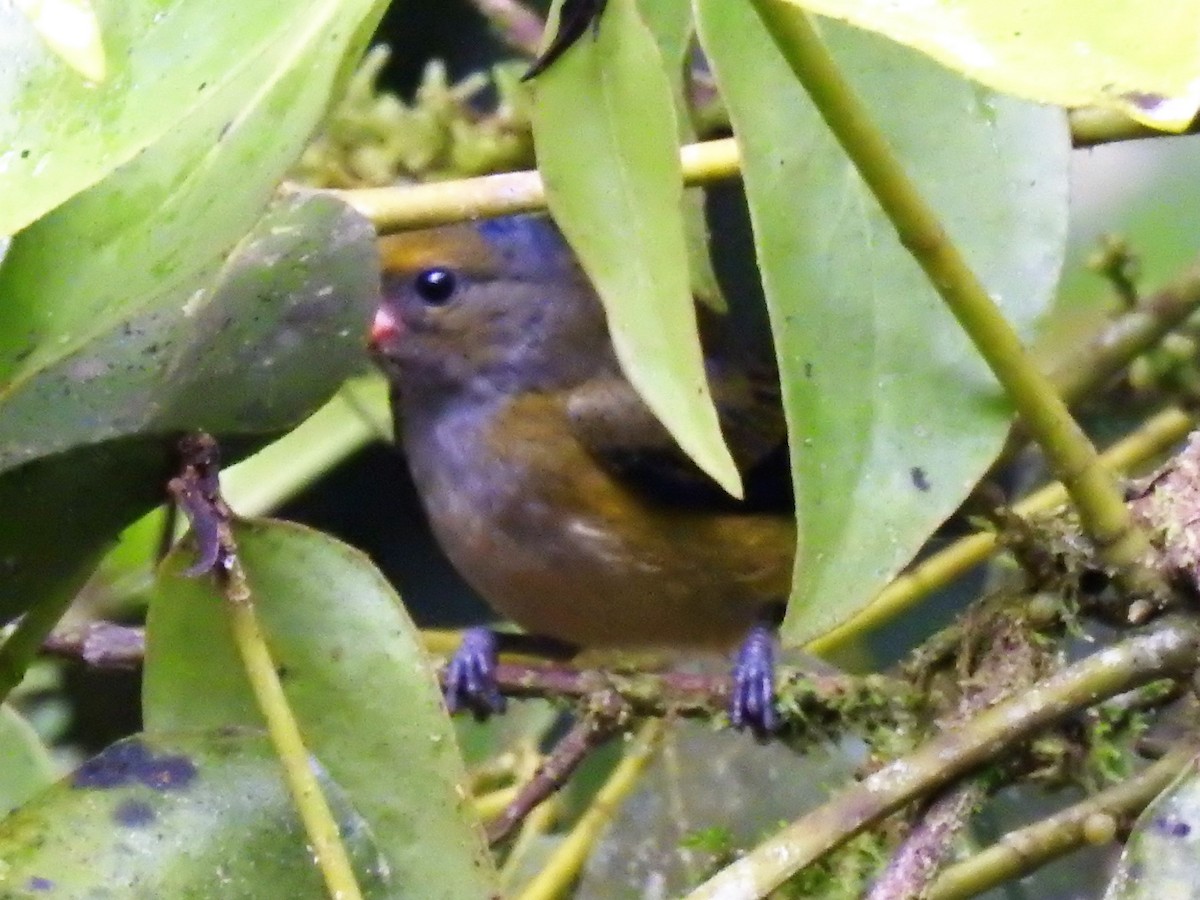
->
[566,358,792,512]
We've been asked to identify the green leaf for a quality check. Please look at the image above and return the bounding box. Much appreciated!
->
[144,519,497,898]
[1105,753,1200,899]
[0,0,385,237]
[0,705,57,815]
[695,5,1069,644]
[0,731,393,897]
[0,192,378,624]
[774,1,1200,131]
[531,0,742,497]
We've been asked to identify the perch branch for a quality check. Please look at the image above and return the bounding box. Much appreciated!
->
[169,435,364,900]
[684,618,1200,899]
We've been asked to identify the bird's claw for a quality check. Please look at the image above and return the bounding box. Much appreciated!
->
[729,623,779,738]
[444,627,507,720]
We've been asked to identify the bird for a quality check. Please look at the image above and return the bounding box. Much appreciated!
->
[368,215,795,733]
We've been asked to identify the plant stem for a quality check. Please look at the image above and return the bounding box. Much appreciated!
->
[928,743,1197,900]
[747,0,1166,601]
[224,571,364,900]
[684,618,1200,900]
[867,782,985,900]
[1048,253,1200,405]
[323,137,740,233]
[326,110,1191,235]
[515,719,665,900]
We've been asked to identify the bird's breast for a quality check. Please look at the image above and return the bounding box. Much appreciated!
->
[402,392,794,648]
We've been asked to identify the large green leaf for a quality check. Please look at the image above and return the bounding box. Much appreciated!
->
[0,192,378,623]
[531,0,741,496]
[695,5,1069,644]
[0,731,393,898]
[144,519,497,898]
[0,0,383,237]
[776,1,1200,131]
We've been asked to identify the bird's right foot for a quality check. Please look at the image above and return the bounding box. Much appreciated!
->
[444,627,506,720]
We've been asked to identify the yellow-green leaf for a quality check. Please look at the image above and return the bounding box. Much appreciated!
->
[530,0,742,496]
[776,0,1200,130]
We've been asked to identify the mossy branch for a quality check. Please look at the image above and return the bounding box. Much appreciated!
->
[684,618,1200,899]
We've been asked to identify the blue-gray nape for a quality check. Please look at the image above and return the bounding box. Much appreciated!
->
[477,215,575,279]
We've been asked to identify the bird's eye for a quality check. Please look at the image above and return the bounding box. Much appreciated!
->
[414,267,458,305]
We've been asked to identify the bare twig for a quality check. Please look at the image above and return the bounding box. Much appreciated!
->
[515,720,666,900]
[487,702,626,845]
[43,622,144,670]
[1050,253,1200,406]
[466,0,545,58]
[868,782,985,900]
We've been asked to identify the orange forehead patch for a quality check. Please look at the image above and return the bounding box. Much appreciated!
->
[377,224,500,277]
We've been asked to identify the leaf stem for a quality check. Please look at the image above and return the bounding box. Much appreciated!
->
[808,406,1193,655]
[746,0,1166,601]
[224,574,365,900]
[684,618,1200,899]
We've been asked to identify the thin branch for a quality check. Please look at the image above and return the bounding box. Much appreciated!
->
[487,707,625,846]
[42,622,144,669]
[515,719,666,900]
[1049,252,1200,407]
[466,0,545,58]
[459,660,917,737]
[323,112,1195,236]
[868,782,986,900]
[684,618,1200,899]
[319,137,739,232]
[928,742,1198,900]
[170,435,364,900]
[808,406,1193,656]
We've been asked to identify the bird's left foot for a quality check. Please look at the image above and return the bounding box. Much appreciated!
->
[729,622,779,738]
[444,627,507,720]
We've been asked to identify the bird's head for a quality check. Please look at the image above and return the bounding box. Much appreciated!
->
[369,216,612,405]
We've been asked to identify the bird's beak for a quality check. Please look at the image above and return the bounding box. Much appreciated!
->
[369,306,404,349]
